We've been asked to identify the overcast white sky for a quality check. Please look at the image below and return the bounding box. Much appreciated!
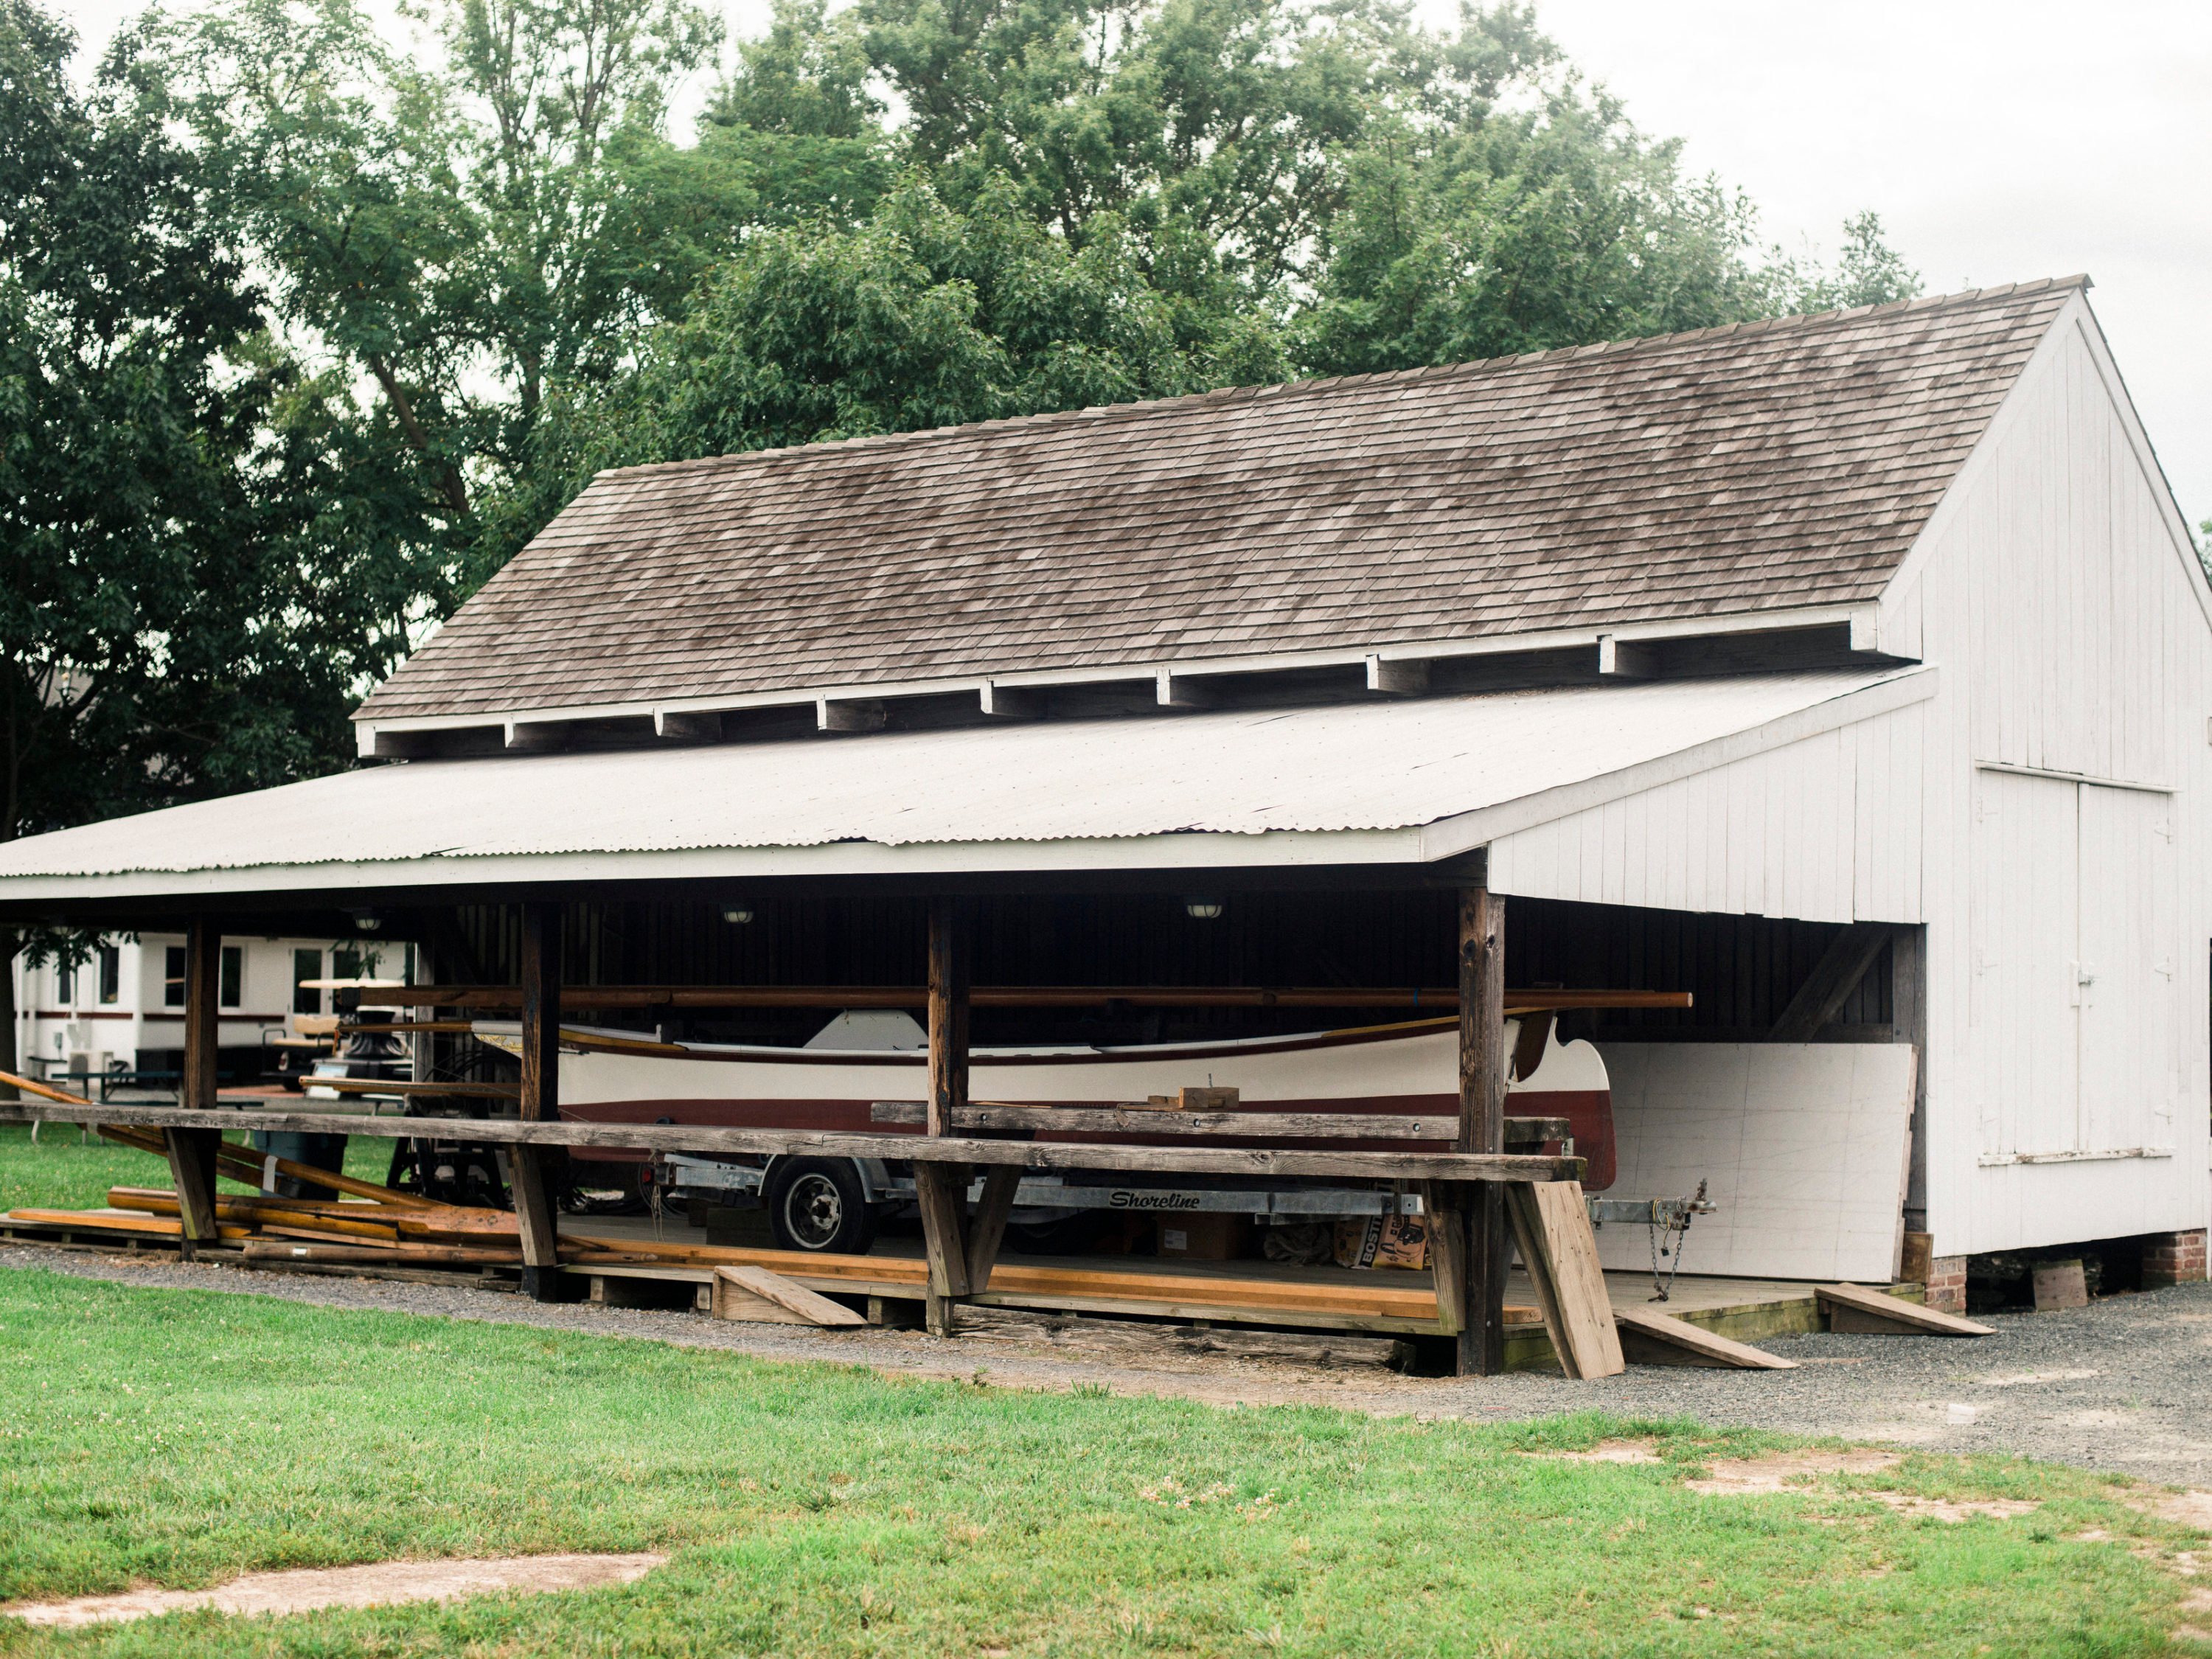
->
[59,0,2212,527]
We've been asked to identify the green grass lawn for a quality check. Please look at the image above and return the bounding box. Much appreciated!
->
[0,1125,398,1215]
[0,1268,2204,1656]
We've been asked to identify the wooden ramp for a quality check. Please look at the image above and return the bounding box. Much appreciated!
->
[1613,1306,1797,1369]
[1818,1281,1996,1336]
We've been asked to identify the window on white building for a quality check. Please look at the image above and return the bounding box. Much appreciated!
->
[293,947,323,1016]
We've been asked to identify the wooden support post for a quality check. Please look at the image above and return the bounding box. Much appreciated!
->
[920,898,974,1334]
[514,902,566,1301]
[182,919,220,1115]
[914,1161,973,1335]
[1504,1183,1575,1377]
[164,1127,222,1256]
[1457,883,1509,1376]
[1421,1180,1469,1338]
[167,919,225,1259]
[1507,1180,1624,1378]
[926,899,970,1138]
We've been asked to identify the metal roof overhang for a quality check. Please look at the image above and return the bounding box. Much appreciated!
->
[0,667,1933,912]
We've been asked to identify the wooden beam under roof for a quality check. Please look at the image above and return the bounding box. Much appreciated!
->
[352,601,1896,759]
[394,984,1692,1012]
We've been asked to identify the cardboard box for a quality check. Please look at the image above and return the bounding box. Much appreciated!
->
[1333,1213,1429,1270]
[1158,1213,1253,1261]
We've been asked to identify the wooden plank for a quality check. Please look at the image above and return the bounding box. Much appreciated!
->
[4,1207,251,1242]
[714,1265,867,1326]
[403,984,1694,1012]
[1458,883,1509,1376]
[1504,1183,1579,1377]
[1523,1179,1624,1377]
[1770,923,1895,1040]
[0,1102,1576,1183]
[964,1166,1022,1290]
[1817,1282,1996,1336]
[565,1234,1449,1318]
[108,1186,505,1238]
[970,1291,1448,1337]
[108,1190,400,1241]
[868,1102,1571,1143]
[90,1117,435,1208]
[241,1240,518,1266]
[1612,1306,1798,1369]
[260,1222,408,1248]
[311,1079,521,1099]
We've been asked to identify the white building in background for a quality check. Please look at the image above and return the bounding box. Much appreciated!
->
[12,935,414,1090]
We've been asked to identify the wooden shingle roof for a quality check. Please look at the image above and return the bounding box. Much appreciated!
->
[357,278,2079,723]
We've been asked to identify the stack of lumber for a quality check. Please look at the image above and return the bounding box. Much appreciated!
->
[0,1116,1655,1354]
[564,1231,1496,1331]
[1,1123,1510,1333]
[1,1123,530,1266]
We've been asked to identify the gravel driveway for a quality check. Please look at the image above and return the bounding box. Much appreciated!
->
[10,1245,2211,1485]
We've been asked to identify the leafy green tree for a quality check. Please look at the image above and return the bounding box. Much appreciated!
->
[500,174,1287,533]
[1786,210,1923,312]
[696,0,892,229]
[161,0,1919,591]
[1296,84,1789,375]
[0,0,430,1082]
[853,0,1553,293]
[168,0,736,582]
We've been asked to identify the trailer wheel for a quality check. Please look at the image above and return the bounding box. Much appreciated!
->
[766,1158,877,1254]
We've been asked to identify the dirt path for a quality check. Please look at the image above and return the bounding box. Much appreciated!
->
[12,1245,2212,1483]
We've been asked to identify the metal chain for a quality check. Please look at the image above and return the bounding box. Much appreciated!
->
[1647,1206,1691,1302]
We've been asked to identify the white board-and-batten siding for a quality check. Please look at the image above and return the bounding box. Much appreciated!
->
[1486,701,1924,924]
[1495,291,2212,1262]
[1887,297,2212,1257]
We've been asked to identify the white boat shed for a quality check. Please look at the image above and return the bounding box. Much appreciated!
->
[1,275,2205,1305]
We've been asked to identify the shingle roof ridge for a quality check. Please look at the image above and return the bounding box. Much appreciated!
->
[588,273,2086,488]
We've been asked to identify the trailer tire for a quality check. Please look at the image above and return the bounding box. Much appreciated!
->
[765,1158,877,1255]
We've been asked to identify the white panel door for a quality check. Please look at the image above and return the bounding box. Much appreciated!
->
[2078,785,2180,1154]
[1971,771,2081,1157]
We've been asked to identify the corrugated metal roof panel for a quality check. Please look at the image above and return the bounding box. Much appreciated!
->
[0,671,1919,888]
